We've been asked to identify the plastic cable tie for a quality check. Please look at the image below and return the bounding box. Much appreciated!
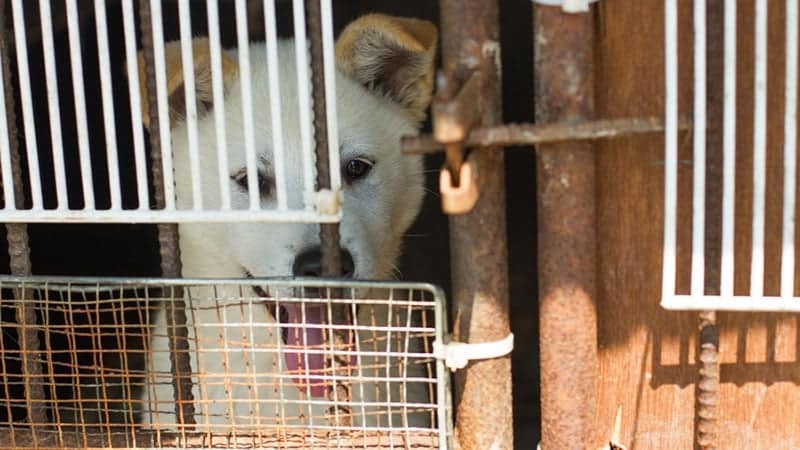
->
[531,0,599,13]
[433,333,514,371]
[307,189,342,215]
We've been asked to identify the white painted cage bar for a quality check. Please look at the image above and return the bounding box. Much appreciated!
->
[0,0,341,223]
[661,0,800,312]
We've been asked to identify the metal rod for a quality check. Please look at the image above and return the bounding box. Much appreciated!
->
[176,0,203,211]
[305,0,350,426]
[751,0,768,297]
[206,0,232,210]
[65,0,95,209]
[781,0,799,298]
[234,0,260,211]
[10,0,42,210]
[439,0,513,449]
[0,0,47,433]
[720,0,737,298]
[695,1,724,448]
[691,0,708,298]
[696,311,720,449]
[306,0,341,278]
[533,5,600,449]
[138,0,195,430]
[93,0,123,210]
[403,116,694,154]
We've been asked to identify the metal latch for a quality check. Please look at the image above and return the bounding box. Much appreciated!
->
[433,70,488,215]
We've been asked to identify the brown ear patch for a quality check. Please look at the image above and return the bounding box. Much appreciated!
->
[164,84,215,126]
[335,14,438,122]
[136,38,237,129]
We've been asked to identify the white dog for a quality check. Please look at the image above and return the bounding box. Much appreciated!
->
[135,14,437,431]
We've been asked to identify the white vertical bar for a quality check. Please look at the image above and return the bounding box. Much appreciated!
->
[292,0,316,204]
[0,41,15,209]
[264,0,288,210]
[234,0,260,210]
[65,0,95,209]
[94,0,123,210]
[384,289,395,435]
[122,0,151,210]
[178,0,204,210]
[320,0,341,194]
[39,0,69,210]
[720,0,737,298]
[10,0,43,209]
[691,0,707,297]
[662,0,679,301]
[781,0,798,298]
[150,0,176,210]
[206,0,231,210]
[751,0,767,297]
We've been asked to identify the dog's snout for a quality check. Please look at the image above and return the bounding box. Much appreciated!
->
[292,247,355,278]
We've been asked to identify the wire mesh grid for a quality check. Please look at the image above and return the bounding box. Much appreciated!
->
[0,276,450,449]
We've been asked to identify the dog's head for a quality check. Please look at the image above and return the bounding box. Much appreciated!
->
[137,15,437,280]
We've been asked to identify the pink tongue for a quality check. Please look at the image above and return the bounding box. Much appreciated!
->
[284,305,328,397]
[283,305,358,397]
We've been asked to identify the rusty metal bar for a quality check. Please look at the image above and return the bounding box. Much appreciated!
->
[305,0,352,426]
[0,0,47,433]
[305,0,341,280]
[696,1,724,448]
[438,0,513,449]
[403,115,694,154]
[137,0,195,430]
[697,311,720,449]
[533,5,601,450]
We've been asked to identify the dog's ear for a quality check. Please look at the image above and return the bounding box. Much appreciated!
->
[136,37,237,129]
[335,14,438,122]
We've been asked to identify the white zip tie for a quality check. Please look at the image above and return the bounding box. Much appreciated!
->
[433,333,514,372]
[305,189,342,216]
[532,0,599,13]
[538,441,627,450]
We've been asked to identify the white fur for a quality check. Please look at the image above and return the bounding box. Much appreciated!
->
[141,41,427,431]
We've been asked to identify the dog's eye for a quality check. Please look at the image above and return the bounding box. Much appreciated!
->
[343,158,374,182]
[230,169,272,196]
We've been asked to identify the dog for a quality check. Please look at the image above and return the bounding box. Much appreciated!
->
[135,14,437,431]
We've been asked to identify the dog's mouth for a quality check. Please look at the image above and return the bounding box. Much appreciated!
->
[249,282,356,398]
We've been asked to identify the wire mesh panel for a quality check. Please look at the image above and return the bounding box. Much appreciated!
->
[662,0,800,312]
[0,276,450,449]
[0,0,341,223]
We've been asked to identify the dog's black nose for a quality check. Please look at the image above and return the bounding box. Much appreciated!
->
[292,247,355,278]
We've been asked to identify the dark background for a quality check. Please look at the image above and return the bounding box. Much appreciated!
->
[0,1,539,446]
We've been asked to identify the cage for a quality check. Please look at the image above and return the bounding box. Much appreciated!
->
[3,0,800,449]
[0,277,450,448]
[0,0,455,448]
